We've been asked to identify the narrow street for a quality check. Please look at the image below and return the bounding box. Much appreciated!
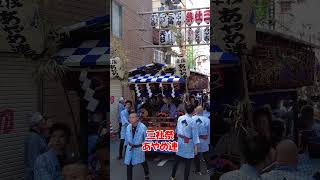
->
[110,137,210,180]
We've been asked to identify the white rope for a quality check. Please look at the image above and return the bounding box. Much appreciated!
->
[147,83,152,97]
[135,84,141,97]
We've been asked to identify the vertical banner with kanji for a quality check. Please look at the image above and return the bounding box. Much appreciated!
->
[110,57,124,79]
[211,0,256,54]
[0,0,44,54]
[175,56,187,78]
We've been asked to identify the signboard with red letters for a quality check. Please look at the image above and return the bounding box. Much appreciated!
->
[0,109,14,135]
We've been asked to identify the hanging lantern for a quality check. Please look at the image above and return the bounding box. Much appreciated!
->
[204,27,210,43]
[170,31,176,45]
[186,11,194,26]
[195,27,202,44]
[168,13,176,27]
[187,28,194,44]
[195,10,203,25]
[166,30,173,45]
[159,13,168,28]
[150,13,158,27]
[175,11,184,26]
[204,9,210,24]
[160,30,167,44]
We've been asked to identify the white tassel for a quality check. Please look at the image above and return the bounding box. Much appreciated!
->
[171,83,175,98]
[147,83,152,97]
[135,84,141,97]
[159,83,164,96]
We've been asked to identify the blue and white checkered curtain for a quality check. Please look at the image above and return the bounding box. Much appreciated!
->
[128,73,185,83]
[210,45,240,65]
[56,39,109,67]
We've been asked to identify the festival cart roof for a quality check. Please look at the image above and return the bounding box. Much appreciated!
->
[128,63,208,84]
[128,63,184,84]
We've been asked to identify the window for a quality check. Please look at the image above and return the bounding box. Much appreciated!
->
[112,1,122,38]
[153,50,164,63]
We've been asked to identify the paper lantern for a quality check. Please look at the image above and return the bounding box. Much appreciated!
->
[186,11,194,26]
[166,30,174,45]
[195,27,202,44]
[159,13,168,28]
[176,11,184,26]
[168,13,176,27]
[170,31,176,45]
[160,30,167,44]
[150,13,158,27]
[195,10,203,25]
[187,28,194,44]
[204,27,210,43]
[204,9,210,24]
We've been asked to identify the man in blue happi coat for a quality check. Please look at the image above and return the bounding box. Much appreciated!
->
[124,112,150,180]
[171,104,200,180]
[262,139,314,180]
[220,134,271,180]
[118,97,126,138]
[118,100,133,160]
[33,123,71,180]
[192,106,210,175]
[24,112,51,180]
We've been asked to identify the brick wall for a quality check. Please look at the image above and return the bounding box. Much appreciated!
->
[113,0,153,97]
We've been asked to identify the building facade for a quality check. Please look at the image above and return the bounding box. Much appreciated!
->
[110,0,153,131]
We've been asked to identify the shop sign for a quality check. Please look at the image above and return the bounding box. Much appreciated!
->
[0,109,14,135]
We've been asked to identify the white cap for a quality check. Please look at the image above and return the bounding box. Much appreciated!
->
[119,97,125,102]
[30,112,43,127]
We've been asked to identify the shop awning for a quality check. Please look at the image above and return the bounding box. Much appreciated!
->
[56,39,109,67]
[210,45,240,64]
[128,73,185,84]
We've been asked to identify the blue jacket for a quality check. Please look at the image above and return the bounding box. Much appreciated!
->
[118,103,125,122]
[161,103,177,117]
[120,109,129,139]
[175,114,200,159]
[124,122,147,165]
[192,114,210,152]
[24,131,48,180]
[33,149,61,180]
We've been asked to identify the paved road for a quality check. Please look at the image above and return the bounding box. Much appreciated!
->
[110,137,210,180]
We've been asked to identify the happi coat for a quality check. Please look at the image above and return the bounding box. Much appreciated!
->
[124,122,147,165]
[175,113,200,159]
[192,114,210,152]
[120,109,129,139]
[33,149,61,180]
[24,131,48,180]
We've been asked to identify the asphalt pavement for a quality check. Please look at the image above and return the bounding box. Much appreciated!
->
[110,137,210,180]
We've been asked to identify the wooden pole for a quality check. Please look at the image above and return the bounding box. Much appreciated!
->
[239,54,253,129]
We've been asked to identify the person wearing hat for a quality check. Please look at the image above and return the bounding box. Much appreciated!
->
[34,123,72,180]
[24,112,51,180]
